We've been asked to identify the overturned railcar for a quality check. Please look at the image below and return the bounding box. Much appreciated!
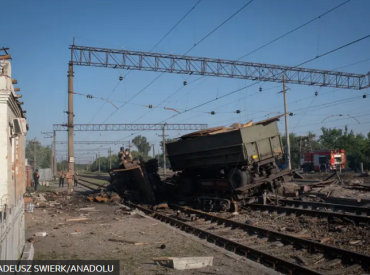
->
[165,115,291,212]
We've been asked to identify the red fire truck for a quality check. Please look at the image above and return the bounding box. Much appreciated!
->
[300,150,345,172]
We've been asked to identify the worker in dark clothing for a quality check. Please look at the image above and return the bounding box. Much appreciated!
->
[33,169,40,191]
[74,171,79,187]
[59,171,65,188]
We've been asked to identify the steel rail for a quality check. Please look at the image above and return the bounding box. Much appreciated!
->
[79,177,107,188]
[126,202,370,275]
[279,199,370,216]
[76,181,96,191]
[244,203,370,225]
[301,193,370,207]
[79,174,110,181]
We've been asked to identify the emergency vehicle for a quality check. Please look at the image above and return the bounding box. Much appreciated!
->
[300,150,345,172]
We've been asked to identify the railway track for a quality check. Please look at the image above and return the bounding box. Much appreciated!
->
[79,174,110,181]
[244,200,370,226]
[78,177,107,190]
[301,193,370,207]
[125,202,370,275]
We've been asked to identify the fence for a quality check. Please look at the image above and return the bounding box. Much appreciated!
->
[30,168,52,183]
[0,196,25,260]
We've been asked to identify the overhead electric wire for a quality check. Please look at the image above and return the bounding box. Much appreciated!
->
[101,72,166,124]
[183,0,255,55]
[166,0,352,124]
[154,0,352,125]
[149,0,202,52]
[292,96,316,130]
[126,1,256,123]
[96,6,369,147]
[296,34,370,67]
[237,0,351,60]
[92,1,202,127]
[332,57,370,71]
[155,34,370,124]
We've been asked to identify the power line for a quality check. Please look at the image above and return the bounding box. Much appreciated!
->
[183,0,255,55]
[135,0,351,125]
[149,0,202,52]
[126,1,256,123]
[94,12,369,147]
[297,34,370,67]
[93,2,202,126]
[332,57,370,71]
[158,34,370,123]
[101,72,165,124]
[237,0,351,60]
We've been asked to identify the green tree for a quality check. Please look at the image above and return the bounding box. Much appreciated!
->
[131,135,151,156]
[318,126,370,171]
[25,139,52,169]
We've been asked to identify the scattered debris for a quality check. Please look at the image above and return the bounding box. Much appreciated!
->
[35,232,47,237]
[65,218,89,222]
[152,257,213,270]
[79,207,99,211]
[87,190,121,203]
[108,238,165,246]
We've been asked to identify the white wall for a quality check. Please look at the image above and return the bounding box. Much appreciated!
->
[0,60,26,206]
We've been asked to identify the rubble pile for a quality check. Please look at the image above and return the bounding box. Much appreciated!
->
[23,191,69,208]
[87,189,121,203]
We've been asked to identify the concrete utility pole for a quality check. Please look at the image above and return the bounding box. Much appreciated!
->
[109,148,111,169]
[50,144,53,175]
[33,140,37,169]
[98,150,100,174]
[162,123,168,177]
[283,74,291,170]
[152,144,155,158]
[129,140,131,151]
[53,131,58,176]
[67,40,75,194]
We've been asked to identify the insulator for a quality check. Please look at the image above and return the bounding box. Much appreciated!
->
[363,94,367,98]
[183,80,187,86]
[236,110,241,114]
[289,112,293,116]
[315,91,318,96]
[210,111,215,115]
[119,75,123,81]
[259,87,262,92]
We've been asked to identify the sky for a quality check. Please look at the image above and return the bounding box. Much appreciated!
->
[2,0,370,163]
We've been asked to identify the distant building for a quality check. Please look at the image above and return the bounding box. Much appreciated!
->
[0,54,28,259]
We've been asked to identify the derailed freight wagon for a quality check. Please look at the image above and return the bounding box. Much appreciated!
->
[165,115,291,212]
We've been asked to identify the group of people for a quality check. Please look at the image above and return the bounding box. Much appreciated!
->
[58,170,79,188]
[31,146,130,192]
[31,169,79,192]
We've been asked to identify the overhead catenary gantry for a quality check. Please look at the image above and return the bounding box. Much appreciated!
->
[67,43,370,190]
[70,45,370,90]
[54,123,207,131]
[55,141,128,145]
